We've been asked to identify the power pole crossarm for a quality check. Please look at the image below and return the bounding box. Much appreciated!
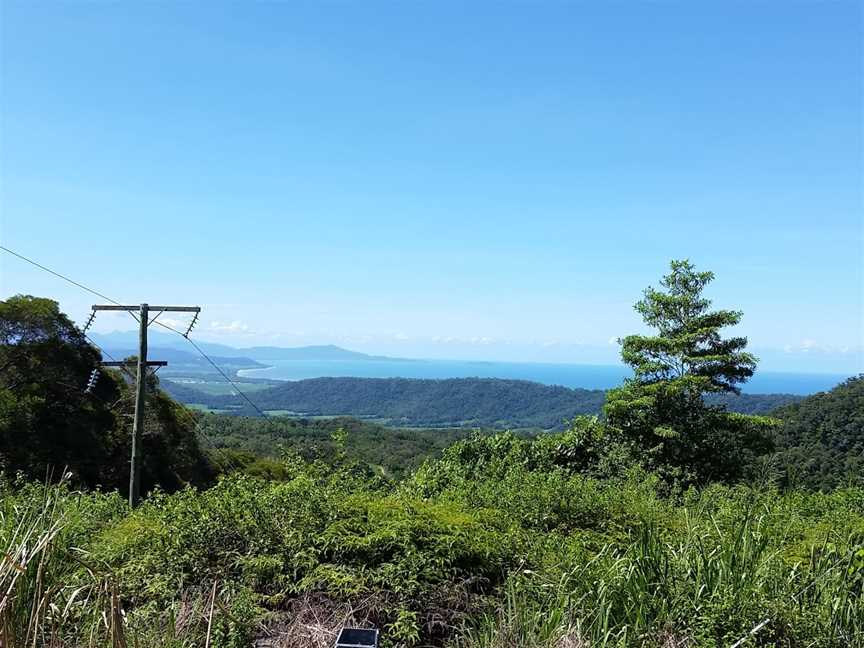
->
[92,305,201,312]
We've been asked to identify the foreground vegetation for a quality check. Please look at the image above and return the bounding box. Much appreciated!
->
[196,414,494,479]
[2,260,862,646]
[3,441,863,647]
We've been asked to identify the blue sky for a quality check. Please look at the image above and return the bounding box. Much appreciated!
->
[1,2,861,373]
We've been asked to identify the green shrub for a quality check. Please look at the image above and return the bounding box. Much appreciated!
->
[3,434,862,647]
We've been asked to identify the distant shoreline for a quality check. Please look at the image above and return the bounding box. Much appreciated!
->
[232,360,850,396]
[237,366,276,379]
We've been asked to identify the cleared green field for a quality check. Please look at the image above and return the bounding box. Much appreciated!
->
[186,404,244,414]
[264,411,359,420]
[168,378,274,396]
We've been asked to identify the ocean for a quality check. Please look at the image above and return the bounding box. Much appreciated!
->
[237,359,849,395]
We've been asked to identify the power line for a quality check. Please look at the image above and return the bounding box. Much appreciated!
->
[90,323,246,474]
[95,340,245,474]
[2,245,264,415]
[184,336,269,417]
[83,332,136,382]
[151,320,269,418]
[93,309,261,472]
[4,330,135,419]
[126,371,245,474]
[92,361,245,475]
[1,245,141,323]
[2,245,123,306]
[1,245,260,473]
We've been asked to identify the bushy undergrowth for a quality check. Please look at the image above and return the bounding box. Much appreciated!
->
[2,430,863,647]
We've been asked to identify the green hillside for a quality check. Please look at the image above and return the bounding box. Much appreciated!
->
[172,376,606,428]
[162,375,802,429]
[772,375,864,490]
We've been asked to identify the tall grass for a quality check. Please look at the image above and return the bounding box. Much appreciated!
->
[454,503,864,648]
[0,473,129,648]
[1,473,861,647]
[1,473,73,647]
[0,477,219,648]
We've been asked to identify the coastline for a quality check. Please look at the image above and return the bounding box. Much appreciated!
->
[237,366,276,379]
[231,360,849,395]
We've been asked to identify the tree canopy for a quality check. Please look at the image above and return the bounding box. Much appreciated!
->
[0,294,213,492]
[620,259,756,393]
[771,375,864,491]
[0,295,120,484]
[604,261,774,485]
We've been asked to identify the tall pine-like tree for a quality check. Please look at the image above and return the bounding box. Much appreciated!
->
[605,260,774,485]
[620,259,756,393]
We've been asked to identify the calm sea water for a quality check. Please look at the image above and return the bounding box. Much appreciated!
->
[237,359,849,395]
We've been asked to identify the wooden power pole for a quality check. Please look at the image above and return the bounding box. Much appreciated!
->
[92,303,200,506]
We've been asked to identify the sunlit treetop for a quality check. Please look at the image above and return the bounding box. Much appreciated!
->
[619,259,757,394]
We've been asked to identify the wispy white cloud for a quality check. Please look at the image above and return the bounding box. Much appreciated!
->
[432,335,497,345]
[781,339,861,355]
[156,316,189,330]
[209,320,252,335]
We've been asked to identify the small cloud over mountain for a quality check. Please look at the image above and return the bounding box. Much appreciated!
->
[209,320,252,335]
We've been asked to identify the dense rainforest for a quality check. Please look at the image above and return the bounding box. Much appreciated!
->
[161,375,802,429]
[193,376,862,491]
[1,261,862,647]
[197,415,489,480]
[771,375,864,491]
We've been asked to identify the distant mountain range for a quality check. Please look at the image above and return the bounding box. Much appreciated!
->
[89,332,406,364]
[100,346,261,367]
[90,343,266,374]
[236,344,413,364]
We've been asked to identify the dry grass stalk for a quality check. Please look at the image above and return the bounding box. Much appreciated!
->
[205,580,218,648]
[255,593,380,648]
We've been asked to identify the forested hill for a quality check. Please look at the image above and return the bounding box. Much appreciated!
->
[772,374,863,490]
[162,376,803,429]
[182,377,606,428]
